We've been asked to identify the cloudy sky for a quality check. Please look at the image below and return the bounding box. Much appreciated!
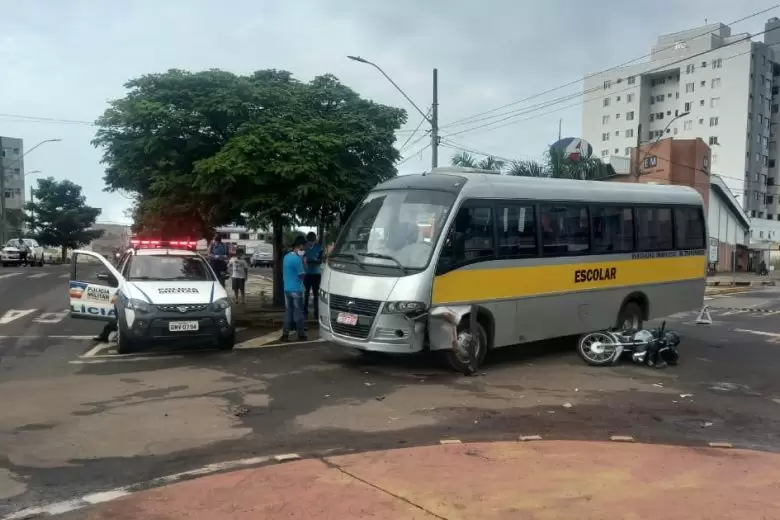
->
[0,0,773,224]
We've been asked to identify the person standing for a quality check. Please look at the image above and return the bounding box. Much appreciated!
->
[303,232,323,318]
[16,238,28,267]
[228,252,250,304]
[280,236,307,342]
[208,235,228,287]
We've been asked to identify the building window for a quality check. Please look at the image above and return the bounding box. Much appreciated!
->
[603,80,612,89]
[636,207,674,251]
[650,97,655,105]
[656,95,664,102]
[625,147,631,156]
[616,96,621,102]
[603,98,610,107]
[602,115,610,124]
[615,130,619,136]
[711,78,722,89]
[591,207,634,254]
[686,82,695,93]
[602,132,610,141]
[712,58,722,68]
[649,114,655,122]
[712,153,718,163]
[710,97,719,108]
[700,80,706,87]
[684,102,691,112]
[656,112,664,120]
[709,117,719,127]
[686,64,695,74]
[627,76,635,85]
[709,136,719,145]
[540,205,590,256]
[626,93,634,102]
[497,204,537,258]
[626,128,634,138]
[699,118,704,125]
[626,111,635,121]
[601,149,609,157]
[773,104,779,114]
[3,190,10,199]
[614,148,619,154]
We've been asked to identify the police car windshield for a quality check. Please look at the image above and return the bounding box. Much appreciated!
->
[125,255,214,282]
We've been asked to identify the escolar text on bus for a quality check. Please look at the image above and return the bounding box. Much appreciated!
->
[574,267,617,283]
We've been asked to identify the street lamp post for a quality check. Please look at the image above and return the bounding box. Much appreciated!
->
[0,138,61,243]
[633,112,689,179]
[347,56,439,169]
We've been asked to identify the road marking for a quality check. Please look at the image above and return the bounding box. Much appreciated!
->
[33,310,68,323]
[751,310,780,317]
[59,273,69,278]
[82,344,108,358]
[719,310,749,316]
[70,354,186,364]
[0,309,37,325]
[0,335,94,340]
[27,272,49,278]
[0,272,22,280]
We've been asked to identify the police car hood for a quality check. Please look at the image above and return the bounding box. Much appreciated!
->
[125,281,219,304]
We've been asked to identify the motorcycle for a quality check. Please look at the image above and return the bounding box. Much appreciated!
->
[577,321,680,368]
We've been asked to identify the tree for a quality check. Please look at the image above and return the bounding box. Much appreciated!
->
[25,177,104,260]
[94,68,405,306]
[450,151,504,172]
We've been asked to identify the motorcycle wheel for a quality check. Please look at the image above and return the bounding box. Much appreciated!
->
[577,331,620,366]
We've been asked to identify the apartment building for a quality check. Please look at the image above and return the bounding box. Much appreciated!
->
[1,136,25,211]
[582,19,777,235]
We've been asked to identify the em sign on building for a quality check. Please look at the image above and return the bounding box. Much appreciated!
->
[550,138,593,162]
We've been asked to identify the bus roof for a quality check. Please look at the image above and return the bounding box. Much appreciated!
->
[374,170,704,207]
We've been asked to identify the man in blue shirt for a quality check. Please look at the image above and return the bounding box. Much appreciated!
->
[281,235,307,341]
[208,235,228,287]
[302,232,324,319]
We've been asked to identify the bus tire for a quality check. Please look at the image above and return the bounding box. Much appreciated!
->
[444,320,488,373]
[616,301,643,332]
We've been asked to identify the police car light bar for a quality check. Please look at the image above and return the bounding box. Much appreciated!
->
[130,239,198,249]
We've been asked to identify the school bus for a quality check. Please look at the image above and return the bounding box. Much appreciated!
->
[318,168,707,371]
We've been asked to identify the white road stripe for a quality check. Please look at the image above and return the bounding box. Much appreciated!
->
[0,272,22,280]
[734,328,780,338]
[82,344,108,358]
[59,273,70,278]
[27,272,49,278]
[0,309,37,324]
[0,335,94,340]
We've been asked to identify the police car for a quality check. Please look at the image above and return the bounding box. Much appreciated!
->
[69,239,235,354]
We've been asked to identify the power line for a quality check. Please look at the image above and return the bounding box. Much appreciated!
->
[397,143,432,166]
[443,47,754,140]
[442,5,780,130]
[398,108,431,151]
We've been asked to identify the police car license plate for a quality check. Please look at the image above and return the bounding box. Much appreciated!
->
[169,321,199,332]
[336,312,358,326]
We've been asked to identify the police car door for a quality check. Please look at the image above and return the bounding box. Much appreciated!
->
[69,250,124,322]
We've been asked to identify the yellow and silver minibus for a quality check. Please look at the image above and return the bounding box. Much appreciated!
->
[318,167,707,371]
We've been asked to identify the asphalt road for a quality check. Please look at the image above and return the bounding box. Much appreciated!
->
[3,273,780,518]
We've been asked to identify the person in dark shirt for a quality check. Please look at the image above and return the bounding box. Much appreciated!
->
[302,232,323,318]
[208,235,228,286]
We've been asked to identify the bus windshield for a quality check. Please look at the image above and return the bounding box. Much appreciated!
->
[332,189,456,270]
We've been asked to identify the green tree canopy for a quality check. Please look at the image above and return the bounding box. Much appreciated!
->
[450,148,616,180]
[93,68,406,305]
[26,177,104,259]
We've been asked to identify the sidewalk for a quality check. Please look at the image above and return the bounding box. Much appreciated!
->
[55,440,780,520]
[707,273,777,287]
[235,274,320,328]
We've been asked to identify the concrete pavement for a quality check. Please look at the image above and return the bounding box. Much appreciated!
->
[4,278,780,518]
[53,441,780,520]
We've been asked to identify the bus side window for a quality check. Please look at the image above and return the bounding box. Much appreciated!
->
[674,207,705,249]
[438,204,495,271]
[636,207,674,251]
[540,204,590,256]
[591,206,634,254]
[498,204,537,258]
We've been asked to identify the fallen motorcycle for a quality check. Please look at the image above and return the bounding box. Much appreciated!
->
[576,321,680,368]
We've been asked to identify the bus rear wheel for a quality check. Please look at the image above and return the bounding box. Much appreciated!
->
[616,301,644,332]
[444,320,488,373]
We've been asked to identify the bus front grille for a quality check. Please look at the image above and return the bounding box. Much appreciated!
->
[329,295,381,339]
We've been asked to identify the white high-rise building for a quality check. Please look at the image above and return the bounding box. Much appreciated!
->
[582,19,780,236]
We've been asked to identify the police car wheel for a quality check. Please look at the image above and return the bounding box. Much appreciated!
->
[218,331,235,350]
[116,327,138,354]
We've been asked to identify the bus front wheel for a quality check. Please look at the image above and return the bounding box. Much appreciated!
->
[444,320,488,373]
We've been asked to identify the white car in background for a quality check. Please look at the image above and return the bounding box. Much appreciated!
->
[1,238,45,267]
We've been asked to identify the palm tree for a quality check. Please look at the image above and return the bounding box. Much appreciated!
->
[450,152,504,173]
[507,148,616,180]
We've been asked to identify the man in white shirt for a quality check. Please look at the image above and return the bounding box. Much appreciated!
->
[227,252,250,303]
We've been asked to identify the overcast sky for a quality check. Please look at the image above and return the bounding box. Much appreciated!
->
[0,0,773,224]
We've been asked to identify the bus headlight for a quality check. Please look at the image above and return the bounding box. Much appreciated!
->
[383,301,426,314]
[319,289,329,304]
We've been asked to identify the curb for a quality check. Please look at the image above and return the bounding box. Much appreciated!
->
[706,280,776,287]
[2,436,747,520]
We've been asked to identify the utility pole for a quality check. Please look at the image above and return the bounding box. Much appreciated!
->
[29,184,35,234]
[431,68,439,169]
[558,119,562,141]
[0,136,5,244]
[632,123,642,179]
